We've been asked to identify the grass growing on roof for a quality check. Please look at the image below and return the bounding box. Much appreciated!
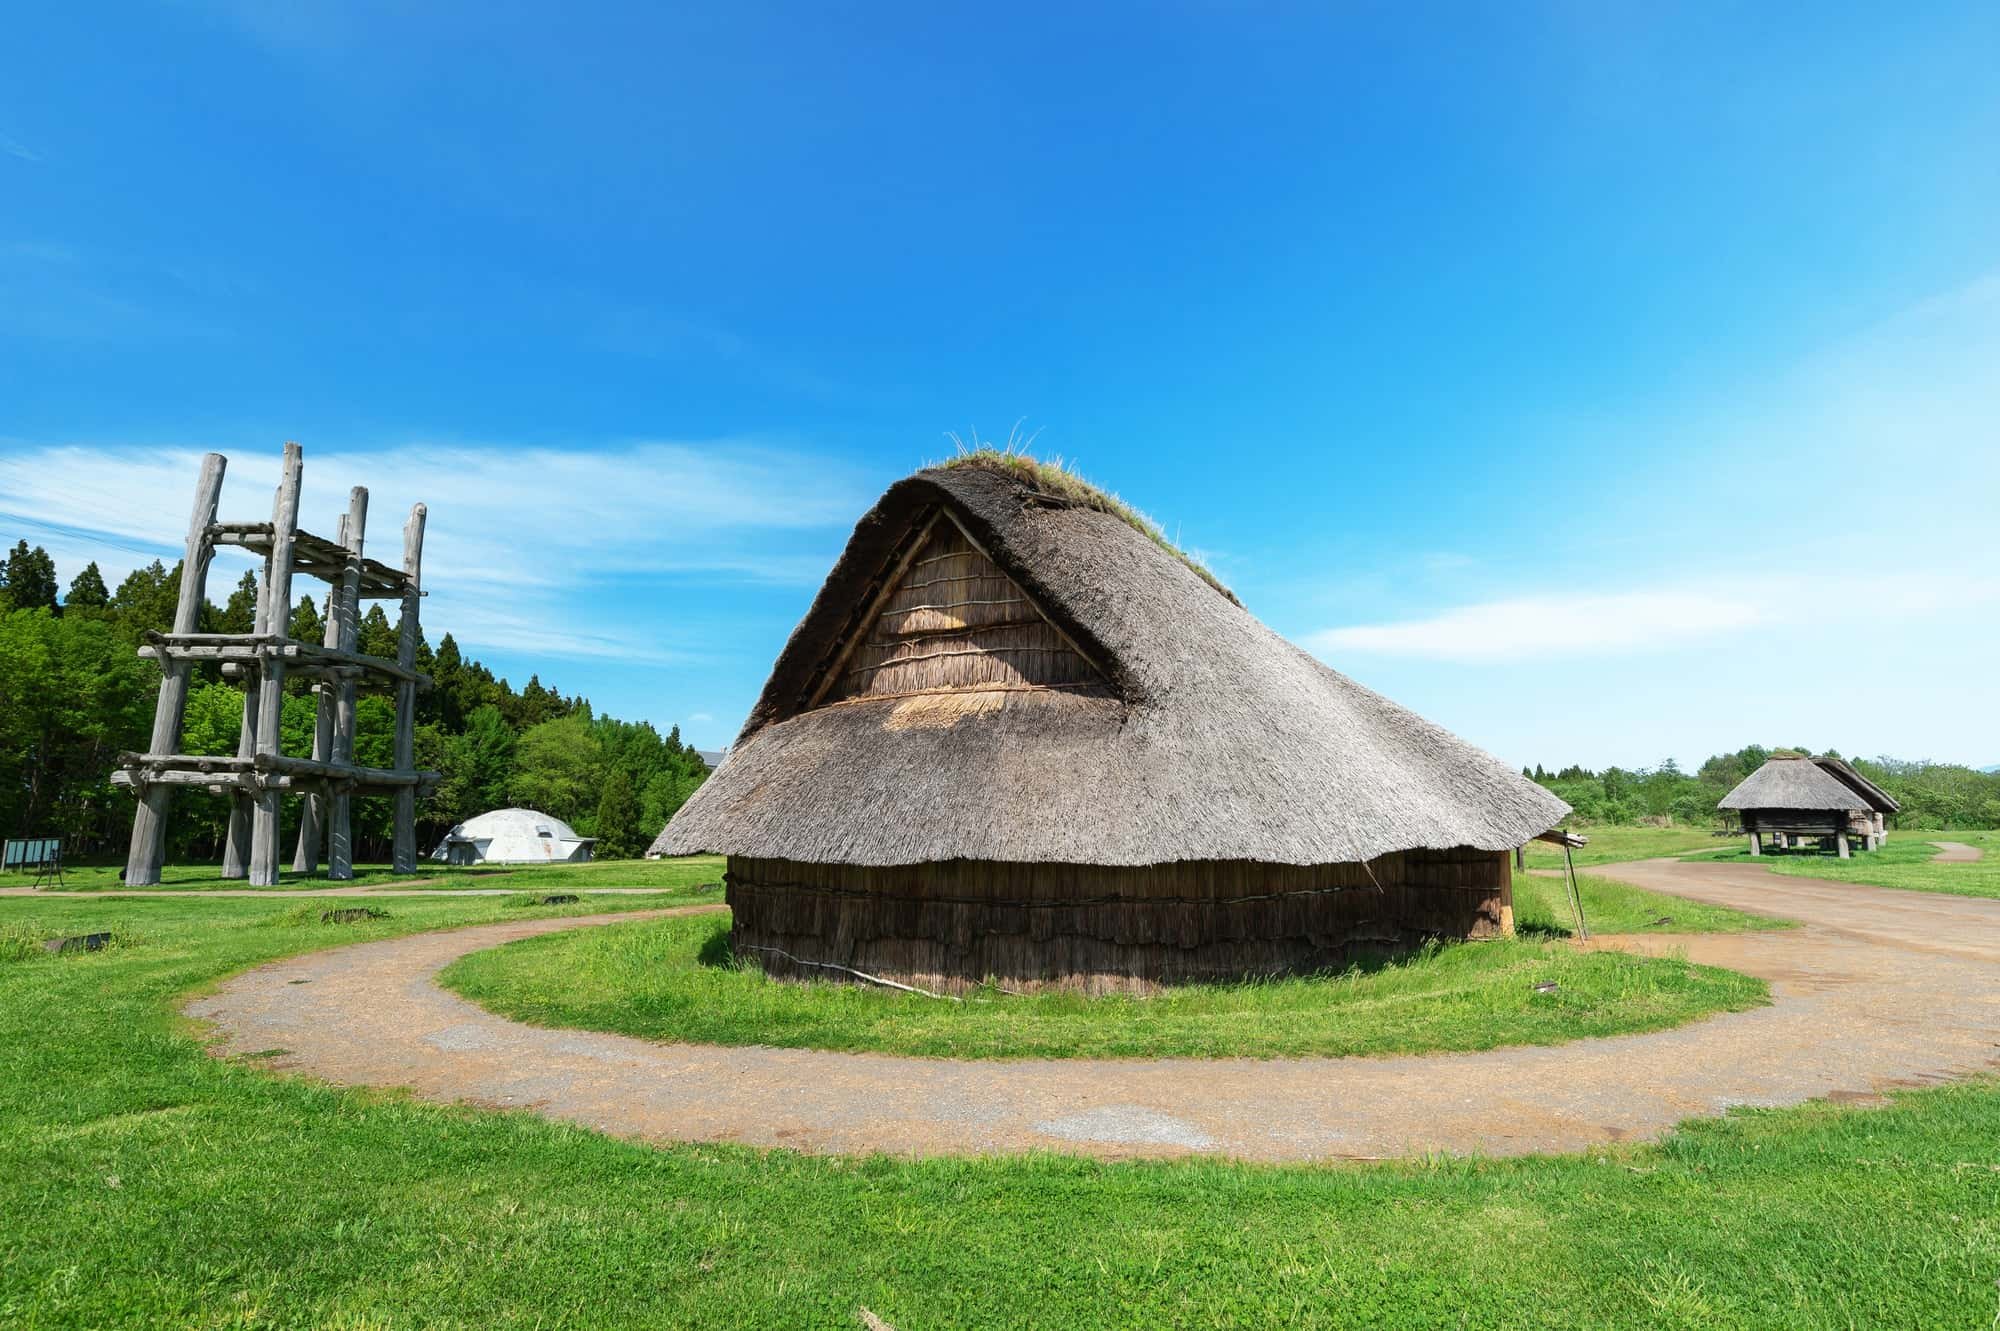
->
[3,892,1997,1327]
[938,437,1240,603]
[1683,829,2000,900]
[440,912,1765,1060]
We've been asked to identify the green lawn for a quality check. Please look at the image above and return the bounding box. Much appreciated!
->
[20,854,728,893]
[440,913,1765,1061]
[1684,830,2000,900]
[0,894,1995,1327]
[1522,824,1732,870]
[1513,870,1788,937]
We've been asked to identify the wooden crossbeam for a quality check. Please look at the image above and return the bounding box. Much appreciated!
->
[115,751,439,787]
[209,522,414,596]
[139,632,430,687]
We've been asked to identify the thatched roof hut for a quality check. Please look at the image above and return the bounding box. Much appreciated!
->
[1718,753,1883,856]
[1813,756,1899,815]
[654,456,1570,991]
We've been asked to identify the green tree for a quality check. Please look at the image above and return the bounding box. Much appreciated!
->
[111,560,181,640]
[592,767,642,858]
[358,605,398,659]
[0,608,155,850]
[508,714,604,824]
[65,562,110,612]
[217,570,261,634]
[290,594,326,646]
[5,541,60,612]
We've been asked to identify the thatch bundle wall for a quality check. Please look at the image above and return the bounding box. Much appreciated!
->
[726,850,1513,995]
[827,519,1106,701]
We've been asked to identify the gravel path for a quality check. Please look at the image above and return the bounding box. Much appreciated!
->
[1929,840,1985,863]
[184,860,2000,1162]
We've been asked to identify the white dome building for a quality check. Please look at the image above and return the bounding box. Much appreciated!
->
[431,808,597,866]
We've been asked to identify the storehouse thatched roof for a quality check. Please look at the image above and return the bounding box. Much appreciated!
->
[1717,755,1870,812]
[1813,756,1900,813]
[653,462,1571,865]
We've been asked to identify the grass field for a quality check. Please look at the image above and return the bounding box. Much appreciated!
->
[1520,824,1731,869]
[1512,870,1787,936]
[1,892,1996,1328]
[16,854,728,893]
[440,912,1766,1061]
[1685,830,2000,900]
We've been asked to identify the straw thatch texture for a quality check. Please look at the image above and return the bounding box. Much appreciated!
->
[827,518,1108,700]
[655,464,1569,866]
[1717,756,1871,813]
[728,849,1513,995]
[1813,756,1900,813]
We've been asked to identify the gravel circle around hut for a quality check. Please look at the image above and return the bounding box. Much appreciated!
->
[182,859,2000,1161]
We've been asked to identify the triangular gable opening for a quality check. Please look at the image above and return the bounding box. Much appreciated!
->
[806,509,1112,709]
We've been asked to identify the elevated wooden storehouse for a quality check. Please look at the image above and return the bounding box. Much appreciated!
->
[1813,756,1898,848]
[653,457,1571,993]
[1718,754,1883,858]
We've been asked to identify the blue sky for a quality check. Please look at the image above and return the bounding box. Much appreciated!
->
[4,2,1996,768]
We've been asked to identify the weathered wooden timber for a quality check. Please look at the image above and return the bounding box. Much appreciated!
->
[119,445,433,886]
[137,634,429,686]
[209,523,413,596]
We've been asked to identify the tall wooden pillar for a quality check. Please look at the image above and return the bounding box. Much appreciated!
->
[125,453,227,886]
[223,516,275,879]
[295,489,367,875]
[327,488,369,879]
[392,503,427,873]
[248,443,304,887]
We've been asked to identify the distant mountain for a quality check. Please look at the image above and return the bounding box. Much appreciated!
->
[1985,764,2000,774]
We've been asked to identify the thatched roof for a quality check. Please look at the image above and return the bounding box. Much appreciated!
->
[654,462,1570,866]
[1717,756,1869,812]
[1813,756,1900,813]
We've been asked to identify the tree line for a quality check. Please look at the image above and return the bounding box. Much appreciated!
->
[1525,745,2000,830]
[0,539,710,863]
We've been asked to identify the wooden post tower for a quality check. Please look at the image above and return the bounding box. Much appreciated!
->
[115,444,437,886]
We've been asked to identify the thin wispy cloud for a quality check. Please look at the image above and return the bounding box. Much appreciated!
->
[1310,589,1765,663]
[0,133,40,163]
[1312,574,1998,665]
[0,438,869,662]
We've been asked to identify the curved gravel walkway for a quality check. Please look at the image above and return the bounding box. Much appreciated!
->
[1929,840,1985,863]
[184,861,2000,1162]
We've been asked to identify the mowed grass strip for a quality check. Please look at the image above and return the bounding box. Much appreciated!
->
[1,894,1996,1328]
[38,853,728,893]
[1684,829,2000,900]
[1520,823,1730,869]
[1513,870,1790,937]
[440,910,1766,1060]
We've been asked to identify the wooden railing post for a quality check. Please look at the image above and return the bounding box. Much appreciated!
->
[124,452,226,886]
